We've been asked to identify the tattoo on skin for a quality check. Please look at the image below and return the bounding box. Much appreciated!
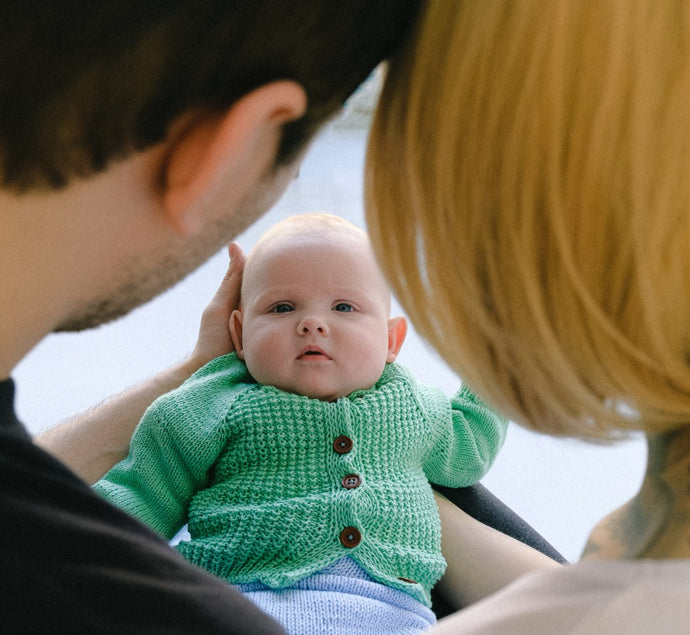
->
[583,427,690,560]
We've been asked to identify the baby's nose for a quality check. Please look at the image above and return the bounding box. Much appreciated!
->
[298,315,327,334]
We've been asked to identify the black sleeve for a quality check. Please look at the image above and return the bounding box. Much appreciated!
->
[430,482,567,618]
[0,380,284,634]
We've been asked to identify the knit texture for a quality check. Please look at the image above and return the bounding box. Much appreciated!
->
[236,557,436,634]
[94,353,507,606]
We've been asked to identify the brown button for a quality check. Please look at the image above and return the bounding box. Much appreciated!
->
[339,526,361,548]
[341,474,361,489]
[333,435,353,454]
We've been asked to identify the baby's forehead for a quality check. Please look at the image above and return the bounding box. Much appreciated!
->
[247,220,369,271]
[257,217,366,250]
[243,223,391,306]
[247,235,370,285]
[262,230,362,257]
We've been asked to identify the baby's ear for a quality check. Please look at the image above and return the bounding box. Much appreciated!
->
[229,309,245,359]
[386,316,408,362]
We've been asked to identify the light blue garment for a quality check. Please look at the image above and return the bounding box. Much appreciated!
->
[235,557,436,634]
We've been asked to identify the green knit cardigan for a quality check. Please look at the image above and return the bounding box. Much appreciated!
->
[94,353,507,606]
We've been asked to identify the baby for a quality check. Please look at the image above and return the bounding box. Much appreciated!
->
[94,213,507,633]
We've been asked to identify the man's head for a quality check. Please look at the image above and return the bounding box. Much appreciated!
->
[0,1,421,347]
[0,1,420,191]
[229,214,407,401]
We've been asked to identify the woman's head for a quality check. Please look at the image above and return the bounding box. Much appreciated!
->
[366,0,690,439]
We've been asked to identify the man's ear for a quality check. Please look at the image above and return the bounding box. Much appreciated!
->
[386,316,408,362]
[229,309,245,359]
[162,80,307,234]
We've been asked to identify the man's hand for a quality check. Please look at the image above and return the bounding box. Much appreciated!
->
[37,243,247,483]
[188,242,246,370]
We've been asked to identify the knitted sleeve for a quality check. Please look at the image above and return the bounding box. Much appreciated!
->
[421,383,508,488]
[93,354,250,539]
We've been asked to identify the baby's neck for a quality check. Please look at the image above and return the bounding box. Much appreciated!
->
[583,426,690,560]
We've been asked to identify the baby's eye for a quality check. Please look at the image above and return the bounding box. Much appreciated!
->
[271,303,294,314]
[333,302,355,313]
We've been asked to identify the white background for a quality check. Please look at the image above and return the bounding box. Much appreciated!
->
[14,119,646,564]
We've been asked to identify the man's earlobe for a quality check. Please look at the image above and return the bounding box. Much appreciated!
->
[386,316,408,362]
[229,309,245,359]
[161,80,307,235]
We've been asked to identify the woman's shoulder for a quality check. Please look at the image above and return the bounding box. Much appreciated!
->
[432,559,690,634]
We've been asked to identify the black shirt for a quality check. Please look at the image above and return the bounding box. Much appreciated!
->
[0,378,284,634]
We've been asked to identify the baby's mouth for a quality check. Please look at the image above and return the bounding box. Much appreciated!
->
[297,347,331,360]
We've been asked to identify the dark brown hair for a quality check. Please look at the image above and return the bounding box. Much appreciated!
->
[0,1,420,190]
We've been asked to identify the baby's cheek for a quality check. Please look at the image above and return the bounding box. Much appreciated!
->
[243,336,285,384]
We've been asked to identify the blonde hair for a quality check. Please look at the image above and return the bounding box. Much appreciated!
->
[366,0,690,439]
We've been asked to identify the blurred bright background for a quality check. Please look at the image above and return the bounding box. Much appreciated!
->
[14,76,646,563]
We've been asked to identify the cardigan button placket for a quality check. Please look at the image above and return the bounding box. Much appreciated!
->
[341,474,361,489]
[333,405,362,550]
[339,526,362,548]
[333,435,353,454]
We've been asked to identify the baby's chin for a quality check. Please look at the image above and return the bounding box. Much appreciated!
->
[273,381,346,403]
[291,382,377,402]
[256,370,378,402]
[296,388,343,402]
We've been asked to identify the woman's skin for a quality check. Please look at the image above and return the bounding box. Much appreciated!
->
[434,492,560,609]
[584,426,690,560]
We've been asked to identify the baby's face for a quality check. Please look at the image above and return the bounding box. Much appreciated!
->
[232,234,400,401]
